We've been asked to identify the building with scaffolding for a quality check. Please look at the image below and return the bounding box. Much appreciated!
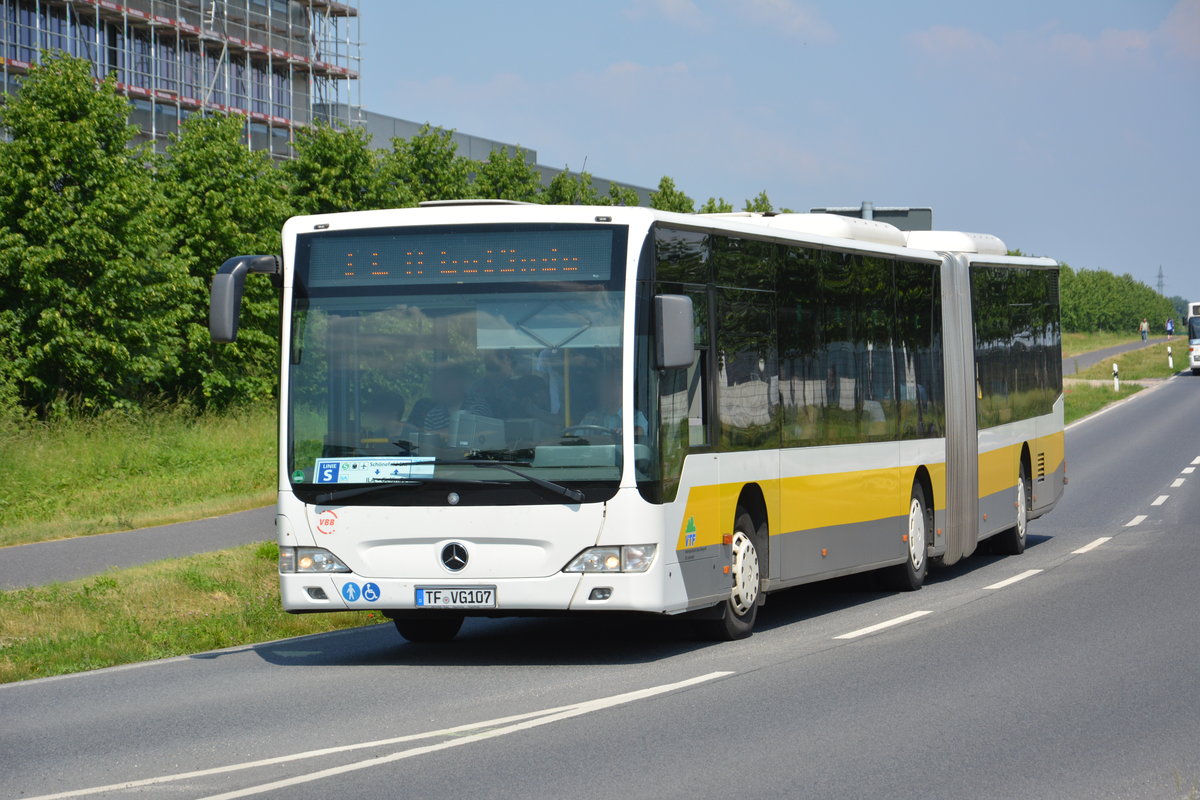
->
[1,0,653,198]
[0,0,361,157]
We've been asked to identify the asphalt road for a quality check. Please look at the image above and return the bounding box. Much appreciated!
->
[1062,335,1169,375]
[0,506,275,590]
[3,372,1198,799]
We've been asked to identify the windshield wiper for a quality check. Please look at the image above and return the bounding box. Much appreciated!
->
[313,475,503,505]
[436,458,586,503]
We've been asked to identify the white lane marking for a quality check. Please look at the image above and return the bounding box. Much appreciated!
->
[1073,537,1112,554]
[1184,467,1196,475]
[1171,478,1185,488]
[833,610,932,640]
[1192,457,1200,465]
[22,672,732,800]
[984,569,1043,590]
[1126,515,1148,527]
[1152,495,1169,506]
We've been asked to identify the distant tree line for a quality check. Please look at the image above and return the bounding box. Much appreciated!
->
[1058,265,1179,335]
[0,54,1177,422]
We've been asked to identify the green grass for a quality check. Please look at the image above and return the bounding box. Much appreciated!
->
[0,406,276,548]
[1071,340,1183,381]
[1063,381,1143,425]
[1061,331,1144,358]
[0,541,386,683]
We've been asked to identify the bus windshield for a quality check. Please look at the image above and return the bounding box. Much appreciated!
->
[286,223,636,506]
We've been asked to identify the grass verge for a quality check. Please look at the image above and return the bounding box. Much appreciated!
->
[1061,331,1144,358]
[0,405,276,548]
[1063,381,1143,425]
[1070,341,1185,381]
[0,541,385,684]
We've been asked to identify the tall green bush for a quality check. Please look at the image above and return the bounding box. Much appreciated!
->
[0,54,189,415]
[158,113,289,407]
[473,145,545,202]
[380,124,472,204]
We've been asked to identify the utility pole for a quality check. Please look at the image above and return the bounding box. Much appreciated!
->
[1157,265,1165,295]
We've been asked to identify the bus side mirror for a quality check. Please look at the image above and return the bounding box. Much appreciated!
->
[210,255,280,342]
[655,294,694,370]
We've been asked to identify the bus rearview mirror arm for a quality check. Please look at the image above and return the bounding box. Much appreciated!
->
[210,255,281,343]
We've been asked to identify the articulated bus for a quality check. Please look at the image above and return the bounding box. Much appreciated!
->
[210,202,1066,641]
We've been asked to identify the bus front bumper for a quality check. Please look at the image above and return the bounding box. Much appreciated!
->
[279,570,679,615]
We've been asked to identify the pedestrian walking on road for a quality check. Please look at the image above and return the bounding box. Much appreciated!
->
[1166,317,1174,340]
[1140,318,1149,342]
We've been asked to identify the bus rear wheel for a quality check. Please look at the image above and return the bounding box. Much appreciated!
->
[702,511,761,641]
[390,614,464,643]
[992,465,1030,555]
[884,484,929,591]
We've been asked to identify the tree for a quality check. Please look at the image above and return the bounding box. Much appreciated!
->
[1058,264,1174,333]
[472,145,544,202]
[158,113,289,407]
[282,121,388,214]
[381,124,471,204]
[1168,295,1188,320]
[604,182,641,207]
[0,54,189,415]
[699,196,734,214]
[545,167,603,205]
[649,176,695,213]
[743,190,774,213]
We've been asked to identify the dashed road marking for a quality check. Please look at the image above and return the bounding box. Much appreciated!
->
[1073,537,1111,554]
[834,610,932,640]
[984,569,1043,590]
[1172,478,1185,488]
[1152,495,1169,506]
[1126,515,1147,527]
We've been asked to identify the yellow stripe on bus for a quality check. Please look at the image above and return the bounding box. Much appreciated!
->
[978,431,1065,500]
[676,465,922,549]
[672,430,1063,551]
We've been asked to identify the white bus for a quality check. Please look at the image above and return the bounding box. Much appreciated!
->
[210,202,1066,641]
[1187,301,1200,375]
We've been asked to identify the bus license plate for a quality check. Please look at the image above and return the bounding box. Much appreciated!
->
[415,587,496,609]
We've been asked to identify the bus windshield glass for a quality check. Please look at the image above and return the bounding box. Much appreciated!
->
[287,223,633,506]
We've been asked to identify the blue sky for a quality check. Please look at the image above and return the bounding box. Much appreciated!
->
[356,0,1199,302]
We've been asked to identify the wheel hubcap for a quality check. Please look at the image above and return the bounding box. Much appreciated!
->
[1015,476,1027,541]
[729,530,760,616]
[908,497,926,571]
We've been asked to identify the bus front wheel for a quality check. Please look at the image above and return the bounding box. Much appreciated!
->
[703,510,761,641]
[390,614,464,643]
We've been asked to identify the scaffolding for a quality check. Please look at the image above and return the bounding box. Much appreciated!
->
[0,0,361,157]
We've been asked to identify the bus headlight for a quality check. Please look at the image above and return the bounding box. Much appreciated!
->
[280,546,351,574]
[564,545,657,573]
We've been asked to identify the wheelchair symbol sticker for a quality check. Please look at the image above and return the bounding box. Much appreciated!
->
[361,582,380,602]
[341,582,360,602]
